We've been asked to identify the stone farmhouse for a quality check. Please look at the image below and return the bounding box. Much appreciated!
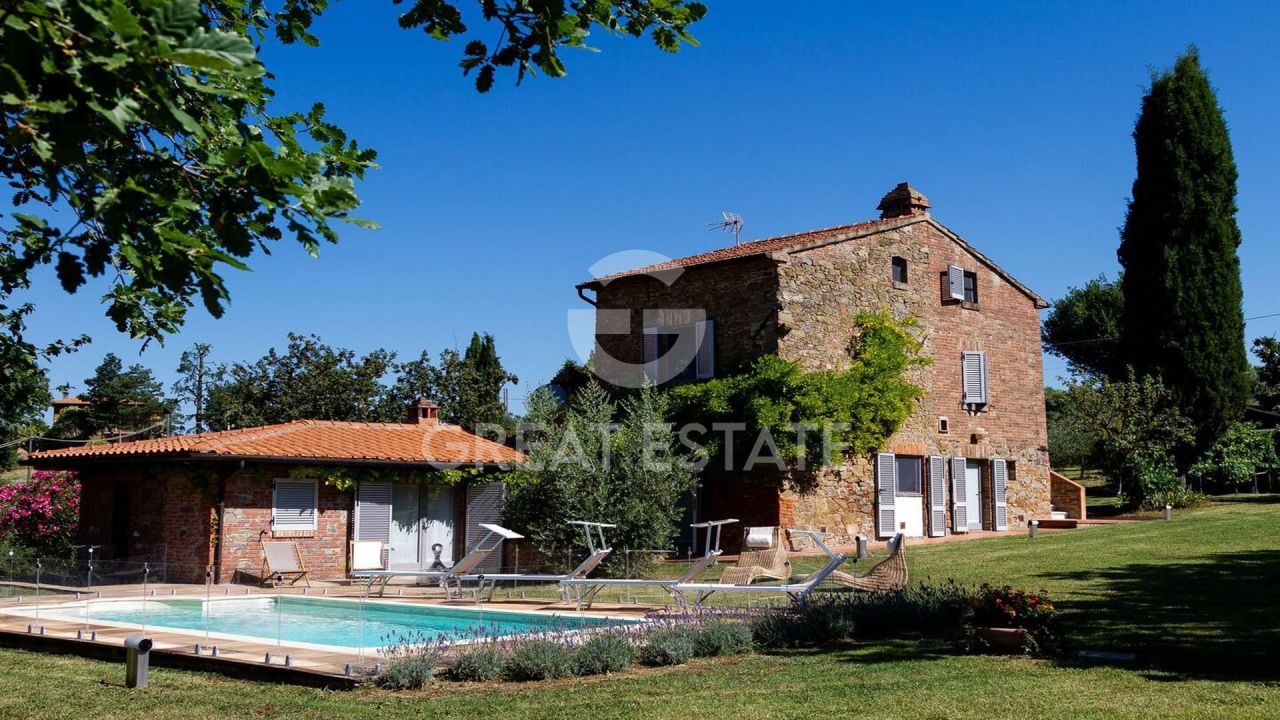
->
[578,183,1066,542]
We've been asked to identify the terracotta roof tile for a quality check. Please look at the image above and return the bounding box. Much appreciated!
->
[28,420,524,466]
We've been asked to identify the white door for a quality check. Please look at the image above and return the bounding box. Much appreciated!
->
[894,456,926,538]
[423,486,455,569]
[389,484,421,569]
[964,461,984,531]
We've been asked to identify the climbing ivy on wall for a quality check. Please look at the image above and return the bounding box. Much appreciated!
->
[671,310,928,488]
[287,464,506,492]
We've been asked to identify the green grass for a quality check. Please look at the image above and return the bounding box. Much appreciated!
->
[1,499,1278,719]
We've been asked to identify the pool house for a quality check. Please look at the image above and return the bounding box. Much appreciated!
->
[27,399,523,585]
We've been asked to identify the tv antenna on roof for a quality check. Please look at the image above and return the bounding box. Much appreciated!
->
[708,211,744,245]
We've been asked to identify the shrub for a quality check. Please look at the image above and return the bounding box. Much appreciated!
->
[575,631,635,675]
[640,626,697,666]
[504,638,577,681]
[450,645,506,682]
[378,633,445,690]
[967,585,1061,656]
[693,620,753,657]
[1145,488,1208,510]
[751,583,975,649]
[1189,422,1279,494]
[379,652,441,690]
[0,471,79,557]
[840,582,974,640]
[749,609,807,650]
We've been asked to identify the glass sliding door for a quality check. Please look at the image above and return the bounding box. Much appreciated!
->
[388,484,421,569]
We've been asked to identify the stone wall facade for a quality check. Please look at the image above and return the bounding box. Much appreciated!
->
[590,211,1051,544]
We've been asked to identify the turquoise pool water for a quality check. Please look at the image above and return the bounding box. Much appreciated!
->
[84,596,629,649]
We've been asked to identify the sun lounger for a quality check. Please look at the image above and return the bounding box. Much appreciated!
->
[822,533,907,592]
[667,529,847,608]
[351,523,519,597]
[261,540,311,588]
[559,519,739,610]
[718,526,790,585]
[455,521,615,601]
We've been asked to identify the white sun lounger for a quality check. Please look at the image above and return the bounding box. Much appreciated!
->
[667,529,848,608]
[456,521,616,601]
[351,523,519,597]
[559,518,739,610]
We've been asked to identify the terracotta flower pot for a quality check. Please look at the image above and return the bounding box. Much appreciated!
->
[975,626,1029,652]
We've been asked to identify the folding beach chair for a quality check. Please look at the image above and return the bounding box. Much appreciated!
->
[261,540,311,588]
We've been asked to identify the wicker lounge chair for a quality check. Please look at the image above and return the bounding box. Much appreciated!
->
[824,533,907,592]
[718,526,790,585]
[669,530,847,608]
[261,540,311,588]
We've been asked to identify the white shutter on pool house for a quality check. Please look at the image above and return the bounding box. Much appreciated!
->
[993,459,1009,531]
[950,457,969,533]
[875,452,897,538]
[272,479,317,532]
[928,456,946,537]
[354,482,392,544]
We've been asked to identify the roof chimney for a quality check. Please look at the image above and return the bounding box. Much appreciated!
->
[876,182,931,219]
[408,397,439,426]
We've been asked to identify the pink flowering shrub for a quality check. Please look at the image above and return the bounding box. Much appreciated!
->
[0,471,80,556]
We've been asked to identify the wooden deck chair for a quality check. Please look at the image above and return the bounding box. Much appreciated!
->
[261,540,311,588]
[824,533,907,592]
[719,526,791,585]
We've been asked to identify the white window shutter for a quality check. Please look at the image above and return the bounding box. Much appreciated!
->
[642,326,659,382]
[950,457,968,533]
[947,265,965,300]
[875,452,897,538]
[928,455,946,537]
[962,351,989,405]
[272,479,317,531]
[993,459,1009,531]
[695,319,715,379]
[355,482,392,544]
[466,482,506,573]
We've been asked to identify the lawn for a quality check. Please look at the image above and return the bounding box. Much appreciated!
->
[1,499,1277,719]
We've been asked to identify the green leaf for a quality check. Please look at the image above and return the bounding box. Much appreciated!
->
[108,2,144,39]
[152,0,200,38]
[171,28,258,71]
[87,97,141,132]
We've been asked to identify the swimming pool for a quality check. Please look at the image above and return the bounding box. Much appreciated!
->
[69,596,631,650]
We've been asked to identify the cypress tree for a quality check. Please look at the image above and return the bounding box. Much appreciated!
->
[1118,48,1250,456]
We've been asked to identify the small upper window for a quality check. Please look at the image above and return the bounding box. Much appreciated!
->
[895,456,923,495]
[962,271,979,304]
[891,256,908,284]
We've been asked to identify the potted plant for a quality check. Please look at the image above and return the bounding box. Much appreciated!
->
[968,584,1059,655]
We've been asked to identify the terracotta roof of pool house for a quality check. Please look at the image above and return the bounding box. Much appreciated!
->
[29,399,523,468]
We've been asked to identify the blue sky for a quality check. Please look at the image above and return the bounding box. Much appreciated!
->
[23,0,1280,417]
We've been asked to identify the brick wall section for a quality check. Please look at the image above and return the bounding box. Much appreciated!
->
[74,464,213,583]
[1049,470,1087,520]
[591,214,1052,544]
[592,256,781,381]
[217,464,351,584]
